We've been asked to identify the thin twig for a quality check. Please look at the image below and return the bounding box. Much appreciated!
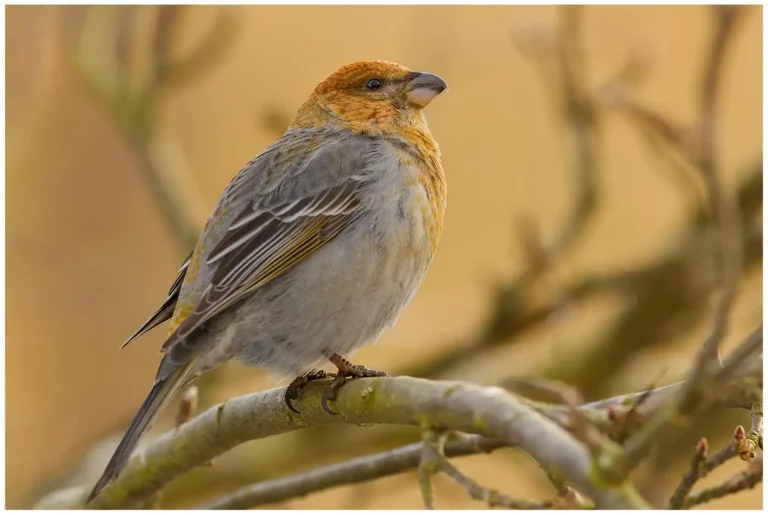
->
[668,438,709,509]
[417,429,441,510]
[550,5,599,260]
[422,430,553,509]
[690,5,744,369]
[702,439,739,475]
[527,348,761,433]
[667,423,756,508]
[503,376,583,405]
[204,433,505,510]
[717,325,763,380]
[544,472,593,509]
[686,459,762,508]
[75,5,237,254]
[618,326,762,479]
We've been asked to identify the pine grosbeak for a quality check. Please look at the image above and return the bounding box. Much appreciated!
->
[89,60,447,501]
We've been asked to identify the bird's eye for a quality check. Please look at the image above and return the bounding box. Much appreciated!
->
[366,78,382,90]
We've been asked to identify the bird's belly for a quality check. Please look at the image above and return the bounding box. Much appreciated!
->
[227,197,435,376]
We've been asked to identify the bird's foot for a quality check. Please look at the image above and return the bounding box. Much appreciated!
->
[322,353,389,415]
[285,369,331,414]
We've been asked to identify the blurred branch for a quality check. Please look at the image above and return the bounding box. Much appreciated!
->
[76,6,238,254]
[205,433,505,510]
[511,6,599,276]
[155,7,236,90]
[604,324,762,483]
[418,430,557,510]
[686,3,744,374]
[406,158,761,389]
[549,6,599,261]
[507,7,758,398]
[668,437,710,509]
[417,429,438,510]
[543,164,760,397]
[573,7,747,400]
[405,7,760,390]
[37,377,650,510]
[686,459,762,508]
[667,423,757,509]
[407,6,603,380]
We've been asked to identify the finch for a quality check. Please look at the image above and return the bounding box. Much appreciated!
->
[88,60,448,501]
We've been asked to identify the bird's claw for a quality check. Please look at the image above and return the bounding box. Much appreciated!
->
[284,370,330,414]
[321,354,389,415]
[321,376,345,415]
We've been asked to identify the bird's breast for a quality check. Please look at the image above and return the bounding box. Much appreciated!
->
[389,138,446,254]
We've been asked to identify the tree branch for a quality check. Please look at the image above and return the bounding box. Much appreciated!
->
[607,325,762,482]
[595,7,750,481]
[37,345,760,510]
[527,348,761,434]
[687,459,762,508]
[76,5,238,254]
[204,433,505,509]
[667,425,753,510]
[36,377,651,510]
[668,437,709,509]
[689,4,744,372]
[419,430,554,509]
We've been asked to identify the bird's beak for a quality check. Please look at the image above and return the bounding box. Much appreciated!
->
[405,72,448,108]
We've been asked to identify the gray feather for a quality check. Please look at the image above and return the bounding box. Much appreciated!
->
[87,360,195,502]
[121,252,192,349]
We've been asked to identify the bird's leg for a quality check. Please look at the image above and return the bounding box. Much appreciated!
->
[285,369,332,414]
[322,353,389,415]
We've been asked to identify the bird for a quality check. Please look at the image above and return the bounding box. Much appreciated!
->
[87,60,448,502]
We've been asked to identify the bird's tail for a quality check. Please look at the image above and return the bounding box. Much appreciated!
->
[87,362,194,503]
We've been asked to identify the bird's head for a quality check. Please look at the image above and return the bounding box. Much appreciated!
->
[292,60,447,135]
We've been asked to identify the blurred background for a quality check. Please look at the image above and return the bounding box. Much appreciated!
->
[6,4,762,510]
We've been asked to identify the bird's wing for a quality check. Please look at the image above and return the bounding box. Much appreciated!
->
[160,135,382,361]
[121,252,193,349]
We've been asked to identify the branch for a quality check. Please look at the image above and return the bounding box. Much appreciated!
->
[76,5,238,254]
[607,325,762,482]
[527,349,761,433]
[204,433,505,509]
[668,437,709,509]
[402,7,603,381]
[36,377,650,510]
[419,430,554,509]
[689,4,744,370]
[668,425,751,510]
[687,459,762,508]
[549,5,599,260]
[417,428,439,509]
[545,470,594,509]
[38,348,761,510]
[592,8,750,482]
